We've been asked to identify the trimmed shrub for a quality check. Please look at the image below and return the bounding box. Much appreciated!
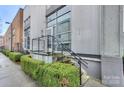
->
[2,49,6,55]
[9,52,23,62]
[2,49,11,56]
[36,63,51,86]
[20,55,80,87]
[37,62,80,87]
[6,50,11,56]
[20,55,44,79]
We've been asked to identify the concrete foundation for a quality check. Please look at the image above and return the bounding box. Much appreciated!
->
[101,56,124,87]
[32,54,53,63]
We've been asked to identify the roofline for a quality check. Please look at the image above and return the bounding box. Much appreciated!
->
[4,8,23,36]
[11,8,23,25]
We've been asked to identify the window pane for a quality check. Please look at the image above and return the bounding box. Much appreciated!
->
[24,38,26,48]
[57,12,70,23]
[56,32,71,42]
[27,37,30,49]
[47,13,56,22]
[57,6,71,16]
[57,20,70,34]
[47,37,52,48]
[53,26,57,35]
[47,19,56,27]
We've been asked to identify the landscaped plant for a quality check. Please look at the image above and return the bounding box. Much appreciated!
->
[20,55,80,87]
[37,62,80,87]
[2,49,11,56]
[52,53,74,65]
[6,50,11,56]
[9,52,23,62]
[2,49,6,55]
[20,55,44,79]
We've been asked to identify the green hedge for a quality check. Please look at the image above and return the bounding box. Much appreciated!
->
[2,49,6,55]
[9,52,23,62]
[37,62,80,87]
[2,49,11,56]
[20,55,44,79]
[20,55,80,87]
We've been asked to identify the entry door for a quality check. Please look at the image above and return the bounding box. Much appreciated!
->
[47,27,54,53]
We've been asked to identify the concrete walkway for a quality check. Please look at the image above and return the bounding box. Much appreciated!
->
[0,53,38,87]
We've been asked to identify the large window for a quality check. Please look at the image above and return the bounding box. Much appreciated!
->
[24,35,30,49]
[47,5,71,51]
[47,13,56,22]
[27,37,30,49]
[24,16,30,29]
[24,29,30,49]
[24,16,30,49]
[57,5,71,16]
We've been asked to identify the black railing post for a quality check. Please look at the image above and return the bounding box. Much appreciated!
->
[79,61,82,85]
[61,43,64,62]
[47,35,49,54]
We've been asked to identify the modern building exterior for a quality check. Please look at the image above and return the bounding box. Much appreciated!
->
[23,5,46,53]
[70,6,124,87]
[22,5,124,87]
[23,6,31,52]
[2,5,124,87]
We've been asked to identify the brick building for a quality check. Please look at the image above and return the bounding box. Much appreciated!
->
[0,36,3,48]
[11,8,23,51]
[3,26,11,50]
[3,8,23,52]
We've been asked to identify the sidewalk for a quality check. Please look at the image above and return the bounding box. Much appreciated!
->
[0,53,38,87]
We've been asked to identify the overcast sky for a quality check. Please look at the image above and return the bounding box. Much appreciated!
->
[0,5,24,36]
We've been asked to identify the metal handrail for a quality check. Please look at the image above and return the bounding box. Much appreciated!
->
[47,35,88,67]
[32,35,89,85]
[38,35,88,64]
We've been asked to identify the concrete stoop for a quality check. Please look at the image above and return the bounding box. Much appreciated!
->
[81,71,105,87]
[82,76,106,87]
[83,78,105,87]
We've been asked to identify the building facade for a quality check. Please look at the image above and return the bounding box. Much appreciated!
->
[23,6,31,52]
[23,5,124,86]
[4,26,11,50]
[11,8,23,52]
[23,6,46,54]
[0,36,4,48]
[3,8,23,52]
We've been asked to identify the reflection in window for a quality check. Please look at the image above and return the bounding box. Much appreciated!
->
[47,19,56,27]
[57,12,70,23]
[27,37,30,49]
[57,6,71,17]
[24,38,26,48]
[47,13,56,22]
[47,5,71,51]
[24,16,30,50]
[57,19,70,34]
